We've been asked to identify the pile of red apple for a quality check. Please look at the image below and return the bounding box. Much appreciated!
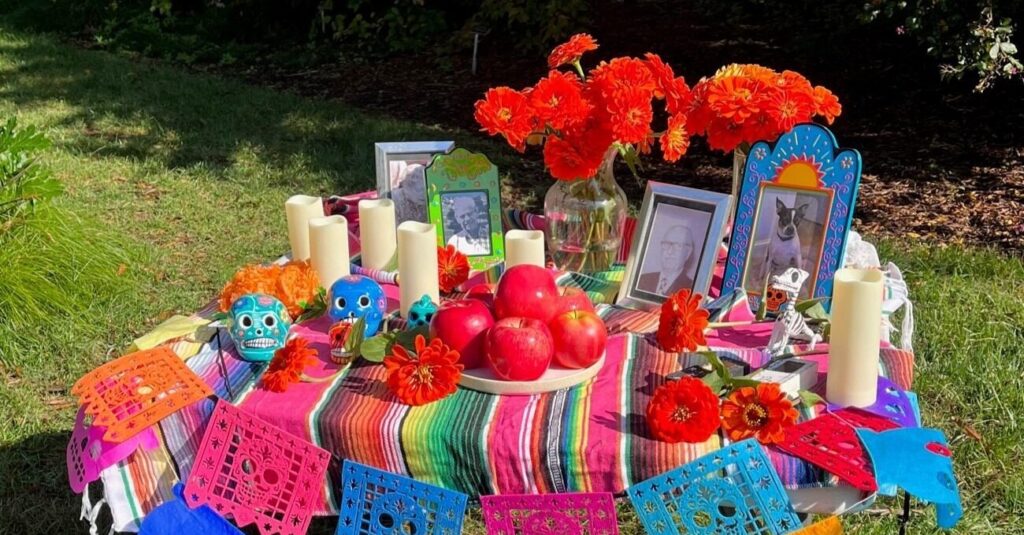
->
[429,265,608,381]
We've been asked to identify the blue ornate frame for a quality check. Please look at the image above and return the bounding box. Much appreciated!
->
[722,123,861,312]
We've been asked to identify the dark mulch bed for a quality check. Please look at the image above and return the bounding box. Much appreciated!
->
[217,1,1023,253]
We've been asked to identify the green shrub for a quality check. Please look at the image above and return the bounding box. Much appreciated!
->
[863,0,1023,91]
[0,118,62,231]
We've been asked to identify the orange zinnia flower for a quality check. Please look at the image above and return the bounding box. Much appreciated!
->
[547,33,599,69]
[383,335,464,406]
[646,376,721,443]
[607,87,654,144]
[765,88,816,133]
[721,383,799,444]
[705,75,766,123]
[474,87,535,150]
[660,113,690,163]
[437,244,470,293]
[261,337,318,393]
[590,57,657,99]
[529,70,591,130]
[656,289,709,352]
[542,124,613,181]
[813,86,842,124]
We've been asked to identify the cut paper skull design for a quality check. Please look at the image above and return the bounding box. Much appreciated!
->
[329,275,387,337]
[481,492,619,535]
[66,406,160,493]
[184,400,330,535]
[227,293,292,362]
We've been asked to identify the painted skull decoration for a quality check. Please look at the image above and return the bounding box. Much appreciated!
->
[329,275,387,337]
[406,295,438,329]
[227,293,291,362]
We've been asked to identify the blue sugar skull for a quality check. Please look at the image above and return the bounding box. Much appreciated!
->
[406,295,438,329]
[227,293,291,362]
[329,275,386,337]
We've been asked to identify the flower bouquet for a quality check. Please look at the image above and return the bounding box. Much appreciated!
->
[474,34,693,272]
[686,63,842,197]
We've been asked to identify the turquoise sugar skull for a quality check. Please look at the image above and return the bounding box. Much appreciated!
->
[227,293,291,362]
[407,295,437,329]
[329,275,386,337]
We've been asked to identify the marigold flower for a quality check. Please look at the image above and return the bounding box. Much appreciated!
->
[646,376,721,443]
[529,70,591,130]
[656,289,709,352]
[660,113,690,163]
[437,244,470,293]
[547,33,599,69]
[261,337,318,393]
[383,335,463,406]
[721,383,799,444]
[474,87,535,150]
[218,261,319,320]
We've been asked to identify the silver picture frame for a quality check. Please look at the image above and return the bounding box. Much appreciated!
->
[617,182,733,311]
[374,141,455,225]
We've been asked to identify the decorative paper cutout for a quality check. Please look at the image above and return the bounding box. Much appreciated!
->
[184,400,331,535]
[791,516,843,534]
[139,483,243,535]
[827,376,917,428]
[480,492,619,535]
[775,408,898,492]
[66,406,160,493]
[857,428,963,529]
[626,439,801,534]
[71,347,213,442]
[337,460,468,535]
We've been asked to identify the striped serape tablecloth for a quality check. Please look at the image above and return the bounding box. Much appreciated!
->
[96,197,915,531]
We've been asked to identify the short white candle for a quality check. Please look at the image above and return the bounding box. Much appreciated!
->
[504,229,545,268]
[308,215,350,289]
[826,268,884,407]
[397,221,439,318]
[285,195,324,261]
[358,199,397,271]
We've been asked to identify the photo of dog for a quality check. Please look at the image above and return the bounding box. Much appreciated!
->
[743,187,830,299]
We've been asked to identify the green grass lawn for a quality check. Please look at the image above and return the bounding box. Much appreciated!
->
[0,26,1021,535]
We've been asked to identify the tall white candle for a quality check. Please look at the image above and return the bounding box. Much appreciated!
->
[358,199,397,271]
[397,221,439,318]
[308,215,350,289]
[826,268,884,407]
[285,195,324,261]
[505,229,545,268]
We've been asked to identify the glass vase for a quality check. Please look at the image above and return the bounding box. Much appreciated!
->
[543,148,627,273]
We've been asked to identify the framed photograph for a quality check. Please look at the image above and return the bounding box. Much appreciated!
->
[375,141,455,225]
[617,182,733,311]
[721,123,862,312]
[425,148,504,270]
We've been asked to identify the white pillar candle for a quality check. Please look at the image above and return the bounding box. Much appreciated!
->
[285,195,324,261]
[826,268,884,407]
[504,229,545,268]
[358,199,398,271]
[397,221,439,318]
[308,215,350,289]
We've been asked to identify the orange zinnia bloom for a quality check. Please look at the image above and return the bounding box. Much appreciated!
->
[656,289,709,352]
[705,75,766,123]
[813,86,842,124]
[590,57,657,99]
[384,335,464,406]
[474,87,535,150]
[529,70,591,130]
[646,376,721,443]
[542,124,613,181]
[261,337,318,393]
[547,33,599,69]
[721,383,799,444]
[660,113,690,163]
[607,87,654,144]
[766,88,816,132]
[437,245,470,293]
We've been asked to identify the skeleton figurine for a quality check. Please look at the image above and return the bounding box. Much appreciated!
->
[766,268,821,356]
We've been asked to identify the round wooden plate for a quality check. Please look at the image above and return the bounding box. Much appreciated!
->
[459,354,605,395]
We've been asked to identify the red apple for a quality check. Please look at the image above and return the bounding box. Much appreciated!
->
[429,300,495,369]
[551,286,596,317]
[465,283,495,310]
[485,317,553,381]
[494,265,558,322]
[548,310,608,369]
